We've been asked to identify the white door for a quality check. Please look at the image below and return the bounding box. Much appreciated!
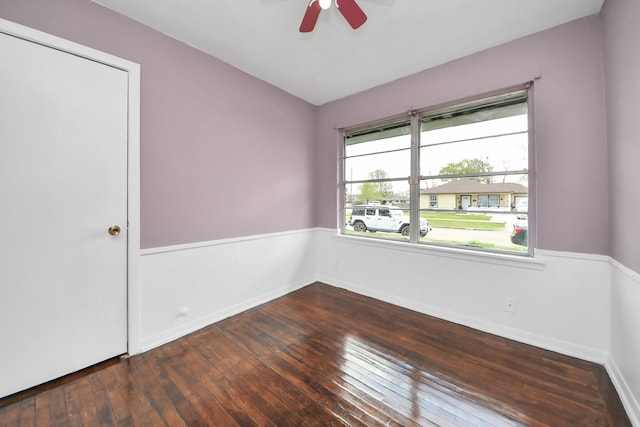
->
[0,31,128,397]
[461,195,471,210]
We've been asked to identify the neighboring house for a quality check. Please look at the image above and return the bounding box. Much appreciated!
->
[383,196,409,209]
[420,180,528,211]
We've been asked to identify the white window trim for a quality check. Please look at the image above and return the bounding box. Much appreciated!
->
[339,84,535,258]
[333,232,544,270]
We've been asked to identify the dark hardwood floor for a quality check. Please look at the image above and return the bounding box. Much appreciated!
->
[0,282,631,426]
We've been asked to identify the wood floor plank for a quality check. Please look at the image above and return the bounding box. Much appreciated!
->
[0,282,632,426]
[141,342,240,427]
[218,321,384,426]
[126,353,186,427]
[49,384,73,427]
[33,391,51,427]
[87,371,117,426]
[192,332,318,427]
[15,397,35,427]
[95,366,134,426]
[164,334,257,426]
[100,359,160,426]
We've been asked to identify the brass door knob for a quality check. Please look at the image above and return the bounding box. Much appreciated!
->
[108,225,121,236]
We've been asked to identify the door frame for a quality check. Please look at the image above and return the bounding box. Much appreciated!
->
[0,18,142,355]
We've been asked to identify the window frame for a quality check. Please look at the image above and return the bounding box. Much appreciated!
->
[340,84,535,257]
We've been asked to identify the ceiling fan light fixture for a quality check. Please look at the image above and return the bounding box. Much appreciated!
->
[319,0,332,10]
[299,0,366,32]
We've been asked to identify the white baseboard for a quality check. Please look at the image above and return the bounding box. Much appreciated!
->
[609,260,640,426]
[606,354,640,427]
[139,278,311,352]
[319,274,608,364]
[138,228,318,352]
[315,232,611,365]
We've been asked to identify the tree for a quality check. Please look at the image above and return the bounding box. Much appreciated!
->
[357,182,381,204]
[368,169,394,199]
[355,169,394,204]
[439,158,493,183]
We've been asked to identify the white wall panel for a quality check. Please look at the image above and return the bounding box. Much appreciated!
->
[608,260,640,426]
[139,229,317,351]
[315,229,610,363]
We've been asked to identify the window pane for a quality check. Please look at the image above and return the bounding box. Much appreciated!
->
[346,120,410,146]
[420,116,528,177]
[348,178,409,206]
[345,203,411,242]
[421,92,527,133]
[345,133,411,157]
[419,180,528,252]
[345,148,411,181]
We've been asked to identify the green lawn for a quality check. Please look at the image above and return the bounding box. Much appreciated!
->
[426,219,505,230]
[421,212,492,221]
[420,212,505,229]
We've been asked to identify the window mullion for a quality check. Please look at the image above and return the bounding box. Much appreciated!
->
[409,113,420,243]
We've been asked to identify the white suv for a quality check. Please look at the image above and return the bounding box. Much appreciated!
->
[349,205,431,237]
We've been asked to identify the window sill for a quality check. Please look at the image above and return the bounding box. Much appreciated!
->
[332,232,545,271]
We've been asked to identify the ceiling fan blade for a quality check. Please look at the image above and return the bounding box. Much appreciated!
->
[299,0,322,33]
[336,0,367,29]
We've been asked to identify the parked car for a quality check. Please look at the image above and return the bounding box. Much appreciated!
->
[515,198,528,220]
[511,222,528,246]
[349,205,431,237]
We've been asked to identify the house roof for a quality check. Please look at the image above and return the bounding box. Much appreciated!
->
[421,180,528,195]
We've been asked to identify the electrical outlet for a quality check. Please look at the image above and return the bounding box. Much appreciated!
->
[504,297,517,313]
[177,306,189,318]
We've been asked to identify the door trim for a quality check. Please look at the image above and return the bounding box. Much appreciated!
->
[0,18,142,355]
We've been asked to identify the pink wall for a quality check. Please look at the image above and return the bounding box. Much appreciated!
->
[0,0,317,249]
[314,15,609,256]
[602,0,640,273]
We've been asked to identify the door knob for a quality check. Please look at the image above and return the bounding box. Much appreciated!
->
[108,225,121,236]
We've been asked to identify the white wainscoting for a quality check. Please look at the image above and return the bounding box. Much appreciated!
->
[314,228,611,364]
[608,260,640,427]
[139,229,317,351]
[137,227,638,425]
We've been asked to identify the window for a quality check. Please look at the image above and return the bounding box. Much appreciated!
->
[478,194,500,208]
[342,88,531,255]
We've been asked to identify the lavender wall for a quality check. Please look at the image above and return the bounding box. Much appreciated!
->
[0,2,615,257]
[0,0,316,249]
[602,0,640,273]
[314,15,609,255]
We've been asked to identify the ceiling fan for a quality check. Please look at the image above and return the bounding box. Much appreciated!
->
[299,0,367,32]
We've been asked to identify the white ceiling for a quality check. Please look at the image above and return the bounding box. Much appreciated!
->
[92,0,604,106]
